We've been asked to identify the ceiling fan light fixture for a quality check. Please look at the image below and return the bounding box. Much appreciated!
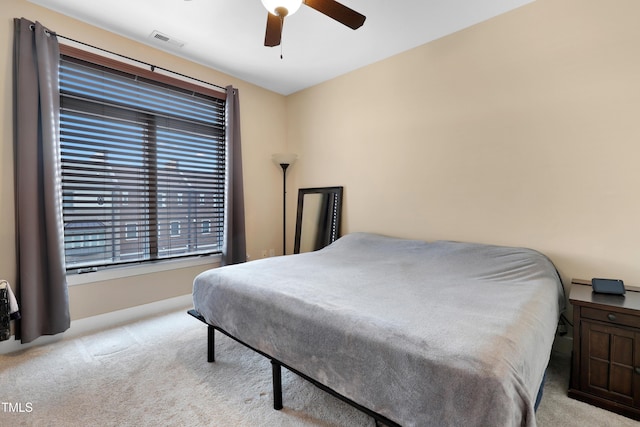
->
[261,0,302,17]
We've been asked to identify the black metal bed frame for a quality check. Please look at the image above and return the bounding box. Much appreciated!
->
[188,309,401,427]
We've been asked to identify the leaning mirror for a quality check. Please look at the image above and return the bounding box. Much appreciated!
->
[294,186,343,254]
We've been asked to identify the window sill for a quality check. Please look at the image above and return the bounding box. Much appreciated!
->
[67,254,221,286]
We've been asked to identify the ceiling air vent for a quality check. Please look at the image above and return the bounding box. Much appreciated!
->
[149,30,185,48]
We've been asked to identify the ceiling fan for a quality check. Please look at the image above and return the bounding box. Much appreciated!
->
[261,0,366,47]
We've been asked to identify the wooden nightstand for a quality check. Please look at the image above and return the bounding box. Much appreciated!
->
[568,279,640,420]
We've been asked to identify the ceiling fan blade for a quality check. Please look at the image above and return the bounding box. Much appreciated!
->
[304,0,366,30]
[264,13,283,47]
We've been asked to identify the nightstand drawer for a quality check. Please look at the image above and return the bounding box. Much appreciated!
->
[582,306,640,329]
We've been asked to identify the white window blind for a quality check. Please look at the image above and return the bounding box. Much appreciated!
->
[59,52,226,271]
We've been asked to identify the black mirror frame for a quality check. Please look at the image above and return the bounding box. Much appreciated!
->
[293,186,344,254]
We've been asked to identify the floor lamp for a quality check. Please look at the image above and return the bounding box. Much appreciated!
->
[272,153,297,255]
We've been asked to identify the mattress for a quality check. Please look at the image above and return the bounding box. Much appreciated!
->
[192,232,564,426]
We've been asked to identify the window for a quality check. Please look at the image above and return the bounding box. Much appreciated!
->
[59,46,226,271]
[170,221,181,237]
[202,219,212,235]
[125,223,138,240]
[63,221,107,260]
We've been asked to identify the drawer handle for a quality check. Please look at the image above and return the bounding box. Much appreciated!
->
[607,313,617,321]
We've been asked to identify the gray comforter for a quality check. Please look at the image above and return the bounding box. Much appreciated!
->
[193,233,564,426]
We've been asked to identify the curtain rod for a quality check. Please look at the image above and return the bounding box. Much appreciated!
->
[54,33,227,92]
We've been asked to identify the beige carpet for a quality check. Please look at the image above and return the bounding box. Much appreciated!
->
[1,309,638,427]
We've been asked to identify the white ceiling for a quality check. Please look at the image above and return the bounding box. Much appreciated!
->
[29,0,534,95]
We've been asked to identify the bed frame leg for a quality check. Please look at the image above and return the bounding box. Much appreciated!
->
[207,325,215,363]
[271,360,283,410]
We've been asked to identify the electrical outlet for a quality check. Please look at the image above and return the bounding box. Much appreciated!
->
[261,249,268,258]
[269,248,275,257]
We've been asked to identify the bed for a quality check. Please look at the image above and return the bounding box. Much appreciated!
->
[191,232,565,426]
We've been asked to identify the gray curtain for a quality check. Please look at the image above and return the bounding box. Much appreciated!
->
[13,18,70,343]
[221,86,247,265]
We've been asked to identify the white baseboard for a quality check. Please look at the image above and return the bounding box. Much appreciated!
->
[0,294,193,355]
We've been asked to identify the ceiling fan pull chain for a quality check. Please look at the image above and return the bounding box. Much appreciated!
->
[280,15,284,59]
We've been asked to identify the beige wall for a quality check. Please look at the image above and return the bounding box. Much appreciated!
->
[1,0,287,320]
[287,0,640,291]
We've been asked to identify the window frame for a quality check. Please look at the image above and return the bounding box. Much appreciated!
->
[59,44,227,276]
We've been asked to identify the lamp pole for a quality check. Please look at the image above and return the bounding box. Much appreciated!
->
[272,153,297,255]
[279,162,290,255]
